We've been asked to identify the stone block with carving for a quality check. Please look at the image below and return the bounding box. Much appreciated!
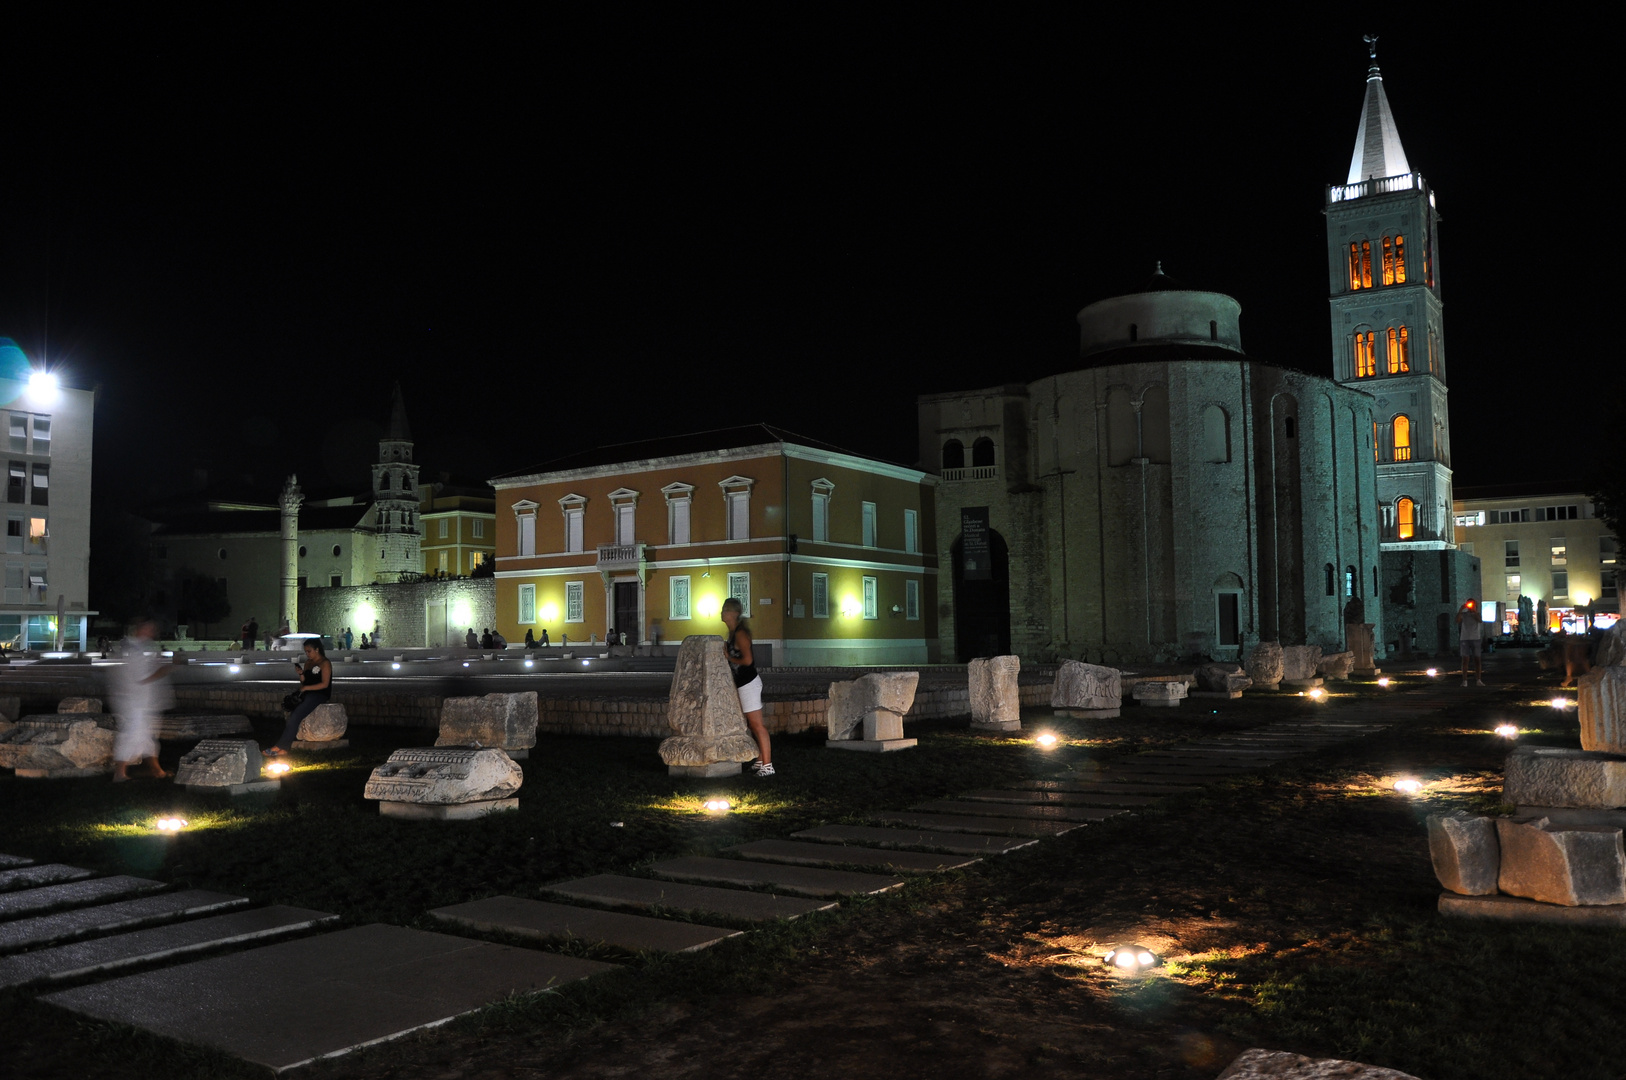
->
[1495,816,1626,906]
[1280,645,1323,683]
[437,692,539,755]
[658,636,760,772]
[296,703,348,742]
[1578,666,1626,755]
[0,717,117,777]
[176,739,265,788]
[1244,642,1283,689]
[1195,662,1251,693]
[1317,651,1354,680]
[1427,810,1499,895]
[57,697,103,713]
[1050,660,1121,710]
[0,694,20,725]
[1595,621,1626,669]
[1346,623,1378,674]
[1132,679,1187,707]
[1217,1048,1422,1079]
[826,672,919,742]
[364,747,524,804]
[969,655,1021,730]
[1504,746,1626,809]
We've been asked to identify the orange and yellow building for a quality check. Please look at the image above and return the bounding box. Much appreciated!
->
[489,425,938,665]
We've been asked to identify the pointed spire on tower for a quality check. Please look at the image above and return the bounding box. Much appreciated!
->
[386,382,412,442]
[1345,34,1412,185]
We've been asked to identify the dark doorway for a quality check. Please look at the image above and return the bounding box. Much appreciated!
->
[951,529,1010,661]
[1216,593,1241,647]
[613,581,640,642]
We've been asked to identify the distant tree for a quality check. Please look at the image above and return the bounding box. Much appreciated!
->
[177,571,232,634]
[470,554,495,579]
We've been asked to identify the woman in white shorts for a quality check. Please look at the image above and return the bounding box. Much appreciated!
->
[722,597,772,776]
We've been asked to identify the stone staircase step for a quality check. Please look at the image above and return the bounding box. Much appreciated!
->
[865,810,1085,836]
[430,896,741,954]
[0,855,35,869]
[545,874,837,922]
[0,890,248,952]
[0,864,95,893]
[731,839,981,874]
[791,825,1039,856]
[1011,779,1199,794]
[43,923,616,1073]
[957,788,1165,808]
[0,877,165,920]
[648,856,905,898]
[0,905,336,988]
[911,800,1127,822]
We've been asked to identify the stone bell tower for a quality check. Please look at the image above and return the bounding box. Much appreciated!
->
[371,384,422,582]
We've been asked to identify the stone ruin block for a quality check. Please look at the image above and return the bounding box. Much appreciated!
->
[437,691,539,757]
[968,655,1021,731]
[1346,623,1379,674]
[1504,746,1626,809]
[658,636,759,774]
[0,716,117,777]
[1131,678,1187,707]
[364,746,523,807]
[1217,1048,1423,1079]
[1279,645,1323,683]
[175,739,265,789]
[1195,662,1251,693]
[1427,810,1499,895]
[1596,622,1626,669]
[57,697,103,713]
[0,694,21,725]
[1244,642,1283,689]
[296,703,348,743]
[826,672,919,745]
[1318,651,1354,680]
[1578,666,1626,755]
[1050,660,1121,712]
[1495,816,1626,906]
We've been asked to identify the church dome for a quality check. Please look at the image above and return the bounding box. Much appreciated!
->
[1077,265,1244,359]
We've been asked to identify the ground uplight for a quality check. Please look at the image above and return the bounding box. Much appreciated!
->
[1393,779,1423,794]
[391,662,401,670]
[266,761,291,775]
[1495,724,1519,738]
[1426,668,1438,677]
[1103,945,1159,970]
[1378,677,1392,688]
[154,816,188,833]
[228,664,240,674]
[1036,733,1059,748]
[1550,697,1571,710]
[1307,687,1326,702]
[702,799,732,813]
[524,659,534,668]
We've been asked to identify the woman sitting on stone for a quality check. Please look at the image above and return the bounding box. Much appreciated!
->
[267,638,332,757]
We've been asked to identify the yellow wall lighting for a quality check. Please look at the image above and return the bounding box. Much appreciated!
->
[840,596,862,618]
[353,603,377,629]
[540,602,559,623]
[696,595,722,619]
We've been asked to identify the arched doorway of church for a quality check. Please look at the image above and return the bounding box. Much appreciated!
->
[951,530,1010,661]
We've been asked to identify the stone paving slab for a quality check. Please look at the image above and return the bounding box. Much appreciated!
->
[730,839,981,874]
[0,905,336,988]
[957,788,1165,807]
[0,854,35,869]
[43,923,616,1073]
[0,890,248,952]
[1438,892,1626,927]
[1012,779,1200,794]
[429,896,741,954]
[545,875,837,922]
[792,825,1039,856]
[912,800,1126,822]
[0,877,164,920]
[866,810,1085,837]
[0,864,95,892]
[649,856,906,898]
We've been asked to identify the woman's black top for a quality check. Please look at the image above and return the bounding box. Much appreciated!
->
[301,662,331,698]
[726,632,757,687]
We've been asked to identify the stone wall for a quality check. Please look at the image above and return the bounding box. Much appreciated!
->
[297,578,496,649]
[1380,547,1482,656]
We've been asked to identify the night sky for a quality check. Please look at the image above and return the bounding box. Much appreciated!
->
[1,15,1612,514]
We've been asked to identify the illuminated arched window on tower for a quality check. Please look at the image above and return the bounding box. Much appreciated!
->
[1394,235,1406,283]
[1349,243,1362,290]
[1397,497,1416,540]
[1354,331,1376,378]
[1382,236,1395,285]
[1392,414,1412,462]
[1360,240,1372,289]
[1387,326,1410,373]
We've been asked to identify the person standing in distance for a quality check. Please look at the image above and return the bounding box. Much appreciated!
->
[721,597,772,776]
[1457,598,1485,687]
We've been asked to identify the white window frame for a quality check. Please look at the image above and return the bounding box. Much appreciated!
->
[472,518,487,539]
[862,502,876,548]
[811,572,829,618]
[517,583,536,624]
[438,518,449,538]
[719,476,755,541]
[31,417,49,457]
[438,550,448,572]
[560,494,586,554]
[565,580,585,622]
[607,488,640,547]
[905,578,920,620]
[511,500,538,557]
[662,482,695,545]
[727,571,751,609]
[670,574,692,621]
[903,509,918,554]
[862,576,878,619]
[811,478,834,543]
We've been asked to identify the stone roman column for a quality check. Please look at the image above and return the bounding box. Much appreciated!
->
[280,475,304,633]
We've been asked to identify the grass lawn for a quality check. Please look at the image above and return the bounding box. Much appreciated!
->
[3,676,1623,1079]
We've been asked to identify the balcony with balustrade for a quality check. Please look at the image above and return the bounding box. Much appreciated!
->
[597,542,645,569]
[1326,171,1434,207]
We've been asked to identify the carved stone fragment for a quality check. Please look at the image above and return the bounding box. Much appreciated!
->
[658,637,759,771]
[1050,660,1121,710]
[1244,642,1284,689]
[969,655,1021,731]
[175,739,264,788]
[1426,810,1499,895]
[363,747,523,804]
[437,692,539,753]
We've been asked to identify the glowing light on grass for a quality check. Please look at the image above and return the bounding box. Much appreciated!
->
[1307,687,1326,702]
[265,762,291,775]
[1036,733,1059,748]
[1103,945,1159,969]
[1393,779,1423,794]
[1377,677,1392,688]
[1550,697,1571,710]
[154,816,188,833]
[1495,724,1519,738]
[1426,668,1438,677]
[702,799,732,813]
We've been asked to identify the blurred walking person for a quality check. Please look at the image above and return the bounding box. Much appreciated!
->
[112,619,172,781]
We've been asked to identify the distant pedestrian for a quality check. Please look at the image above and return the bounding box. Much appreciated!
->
[344,627,354,650]
[112,619,172,781]
[1457,599,1485,687]
[245,617,259,651]
[267,637,332,756]
[721,597,771,776]
[524,629,536,648]
[541,629,550,647]
[480,628,494,650]
[372,622,382,648]
[465,627,479,649]
[492,629,507,649]
[359,633,371,649]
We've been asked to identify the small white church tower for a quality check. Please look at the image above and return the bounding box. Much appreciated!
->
[370,384,421,582]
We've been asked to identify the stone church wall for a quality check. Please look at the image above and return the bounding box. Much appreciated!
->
[298,578,496,649]
[1381,547,1481,656]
